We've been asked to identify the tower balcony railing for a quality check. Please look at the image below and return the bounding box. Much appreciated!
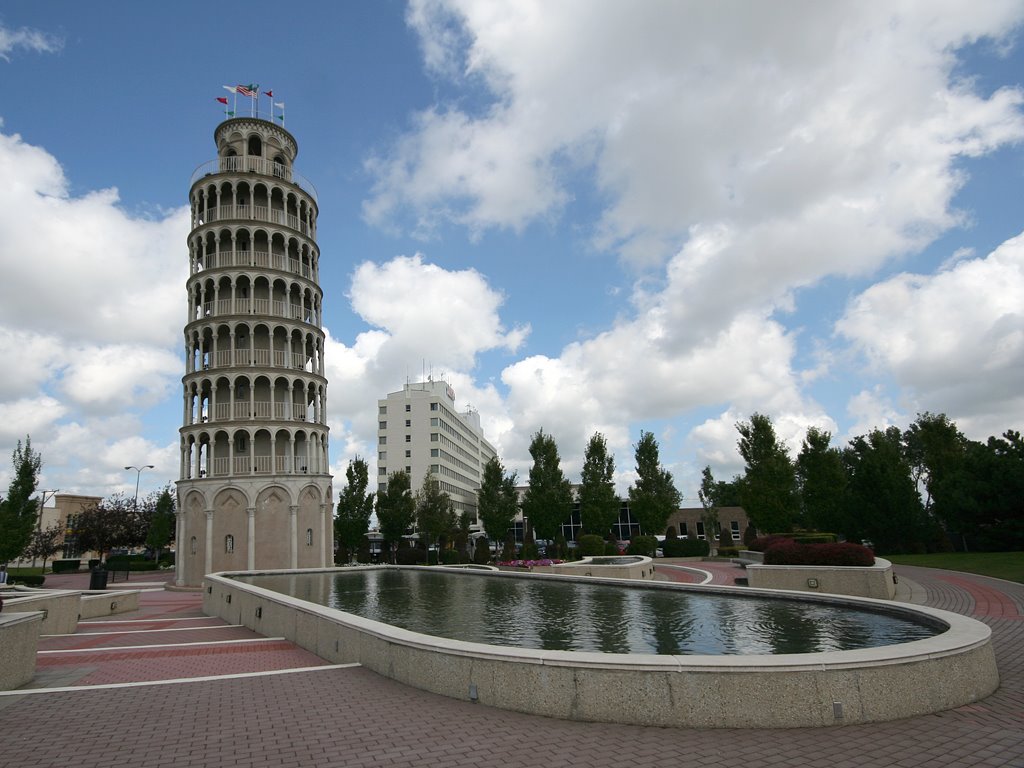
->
[195,249,314,280]
[197,454,325,478]
[196,204,313,237]
[195,298,319,325]
[190,157,318,203]
[192,350,318,375]
[189,400,322,424]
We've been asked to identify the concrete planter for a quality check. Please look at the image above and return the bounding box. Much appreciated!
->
[745,557,897,600]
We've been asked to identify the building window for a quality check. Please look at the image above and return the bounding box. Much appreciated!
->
[306,528,313,546]
[430,464,439,473]
[679,522,688,538]
[696,521,706,540]
[405,434,411,443]
[430,417,439,426]
[406,466,411,473]
[379,421,387,429]
[430,448,439,457]
[379,436,386,445]
[405,450,411,458]
[379,451,386,461]
[405,404,411,412]
[379,406,387,414]
[379,466,387,475]
[430,402,438,411]
[225,534,234,553]
[731,521,741,541]
[236,436,247,452]
[405,419,411,427]
[430,433,438,442]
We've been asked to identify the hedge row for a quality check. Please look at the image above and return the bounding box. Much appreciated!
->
[762,541,875,567]
[52,559,81,573]
[662,538,710,557]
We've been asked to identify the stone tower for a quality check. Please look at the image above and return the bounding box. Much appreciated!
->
[176,117,332,587]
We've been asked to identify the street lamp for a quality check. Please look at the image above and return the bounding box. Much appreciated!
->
[31,489,59,568]
[123,466,154,582]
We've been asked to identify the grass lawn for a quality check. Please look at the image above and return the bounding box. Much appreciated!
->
[887,552,1024,584]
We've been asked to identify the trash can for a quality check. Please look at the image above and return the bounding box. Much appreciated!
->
[89,565,108,590]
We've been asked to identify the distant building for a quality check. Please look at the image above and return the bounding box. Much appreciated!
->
[377,379,497,525]
[666,506,753,545]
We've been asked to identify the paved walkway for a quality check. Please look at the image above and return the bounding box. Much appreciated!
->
[1,563,1021,767]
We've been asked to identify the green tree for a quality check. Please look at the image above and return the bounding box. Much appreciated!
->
[145,486,176,566]
[335,457,374,563]
[75,493,148,561]
[521,430,573,542]
[627,431,681,536]
[843,427,928,553]
[415,471,456,560]
[736,414,797,534]
[902,412,966,514]
[579,432,620,537]
[698,466,720,542]
[795,427,848,533]
[21,522,64,571]
[376,469,415,563]
[477,456,518,553]
[0,436,43,564]
[932,431,1024,551]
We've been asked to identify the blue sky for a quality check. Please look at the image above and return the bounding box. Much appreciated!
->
[1,1,1022,503]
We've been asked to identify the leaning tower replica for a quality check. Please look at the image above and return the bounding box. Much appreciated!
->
[176,116,332,587]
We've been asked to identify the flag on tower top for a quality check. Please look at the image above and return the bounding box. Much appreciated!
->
[222,85,237,93]
[216,97,228,105]
[236,84,256,97]
[263,90,273,98]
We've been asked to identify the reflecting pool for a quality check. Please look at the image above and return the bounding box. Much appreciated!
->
[237,568,942,655]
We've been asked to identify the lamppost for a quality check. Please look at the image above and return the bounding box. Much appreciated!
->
[124,465,154,580]
[30,489,59,568]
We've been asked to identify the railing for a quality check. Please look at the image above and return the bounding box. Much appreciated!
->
[190,349,319,375]
[188,400,324,425]
[196,298,319,325]
[198,204,311,236]
[201,454,323,478]
[190,156,318,203]
[196,250,315,281]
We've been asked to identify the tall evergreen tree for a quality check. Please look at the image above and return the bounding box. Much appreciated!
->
[376,469,415,563]
[736,414,797,534]
[578,432,619,537]
[521,429,573,542]
[843,427,928,553]
[698,466,720,541]
[335,457,374,562]
[627,431,681,536]
[0,436,42,564]
[415,471,456,559]
[477,456,518,552]
[795,427,848,533]
[145,486,176,566]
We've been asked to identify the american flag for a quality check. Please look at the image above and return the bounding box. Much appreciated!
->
[236,84,256,97]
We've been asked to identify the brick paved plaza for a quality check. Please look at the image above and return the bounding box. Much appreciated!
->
[1,563,1021,767]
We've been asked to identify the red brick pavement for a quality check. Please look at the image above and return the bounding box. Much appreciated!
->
[1,564,1022,768]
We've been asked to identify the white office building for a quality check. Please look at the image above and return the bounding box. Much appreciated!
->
[377,380,497,525]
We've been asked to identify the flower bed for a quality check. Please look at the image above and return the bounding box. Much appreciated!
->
[497,559,565,568]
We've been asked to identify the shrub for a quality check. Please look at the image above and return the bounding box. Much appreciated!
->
[439,549,460,565]
[792,533,838,545]
[662,538,710,557]
[396,547,426,565]
[501,533,518,562]
[7,571,45,586]
[748,535,794,552]
[626,535,658,557]
[717,546,742,558]
[51,559,81,573]
[521,541,540,560]
[743,524,759,547]
[473,540,492,565]
[763,541,875,567]
[578,534,606,557]
[664,525,678,540]
[604,542,622,555]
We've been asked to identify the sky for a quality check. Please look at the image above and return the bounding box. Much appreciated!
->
[0,0,1022,506]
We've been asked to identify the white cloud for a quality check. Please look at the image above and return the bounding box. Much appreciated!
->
[837,231,1024,439]
[0,126,189,495]
[0,22,63,61]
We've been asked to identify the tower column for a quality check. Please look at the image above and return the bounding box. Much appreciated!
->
[247,507,256,569]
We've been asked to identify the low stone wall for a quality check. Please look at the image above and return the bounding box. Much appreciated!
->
[1,590,82,635]
[0,611,43,690]
[535,556,656,580]
[202,567,997,728]
[745,557,897,600]
[80,590,140,619]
